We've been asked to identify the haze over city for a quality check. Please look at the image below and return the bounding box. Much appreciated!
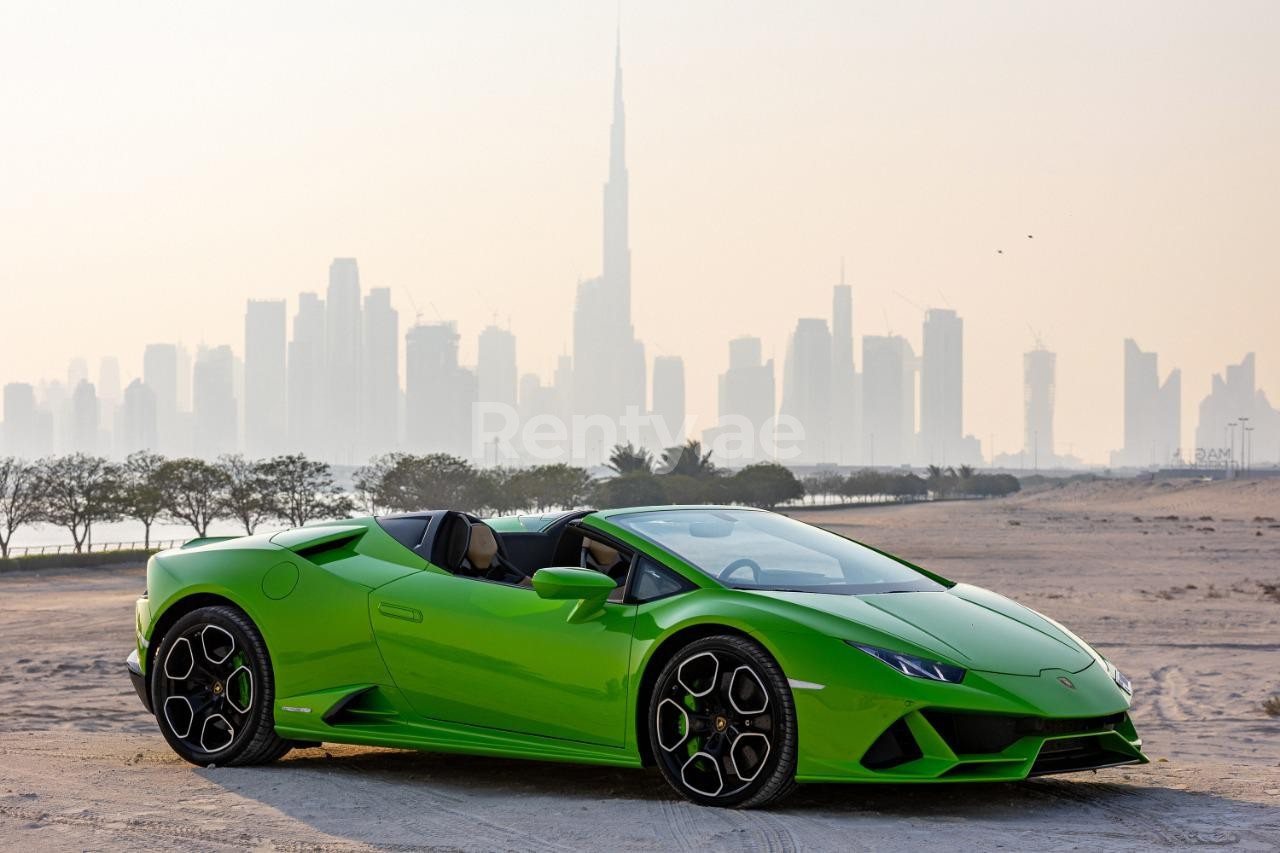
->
[3,1,1279,465]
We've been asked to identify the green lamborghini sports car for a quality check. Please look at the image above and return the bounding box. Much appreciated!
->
[126,505,1145,808]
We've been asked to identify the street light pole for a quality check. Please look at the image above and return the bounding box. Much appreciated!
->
[1227,422,1237,477]
[1239,417,1250,477]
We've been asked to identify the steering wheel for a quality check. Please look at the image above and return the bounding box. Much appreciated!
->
[719,557,763,584]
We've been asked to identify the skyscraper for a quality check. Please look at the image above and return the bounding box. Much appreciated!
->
[919,308,964,465]
[288,292,326,459]
[862,335,914,467]
[325,258,362,463]
[651,356,686,447]
[780,319,833,463]
[830,278,858,464]
[143,343,179,455]
[477,325,518,410]
[1112,338,1181,468]
[2,383,39,458]
[571,31,646,455]
[708,337,775,464]
[1023,347,1056,468]
[362,287,400,456]
[120,378,158,455]
[69,379,99,454]
[193,345,237,457]
[405,322,477,458]
[97,356,121,441]
[1195,353,1279,466]
[244,299,287,458]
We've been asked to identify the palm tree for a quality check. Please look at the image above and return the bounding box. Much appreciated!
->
[661,440,716,477]
[607,443,654,475]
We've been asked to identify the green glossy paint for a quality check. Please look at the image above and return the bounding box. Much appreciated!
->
[133,506,1146,783]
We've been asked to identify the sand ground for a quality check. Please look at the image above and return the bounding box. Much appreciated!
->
[1,478,1278,851]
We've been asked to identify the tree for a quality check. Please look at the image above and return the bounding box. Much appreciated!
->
[660,440,717,477]
[802,471,844,505]
[158,457,229,538]
[730,463,804,509]
[607,443,654,475]
[120,451,167,549]
[373,454,481,513]
[216,455,275,534]
[37,454,122,552]
[509,464,593,512]
[0,457,44,559]
[352,453,406,515]
[259,454,354,527]
[593,471,668,509]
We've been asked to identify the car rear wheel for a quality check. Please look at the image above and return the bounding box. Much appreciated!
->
[648,634,798,808]
[150,605,291,766]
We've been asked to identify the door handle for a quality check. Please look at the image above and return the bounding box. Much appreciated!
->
[378,602,423,623]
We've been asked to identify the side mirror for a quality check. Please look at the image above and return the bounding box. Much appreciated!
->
[532,567,617,622]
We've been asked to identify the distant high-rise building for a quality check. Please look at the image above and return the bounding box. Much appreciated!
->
[362,287,400,457]
[325,258,362,463]
[477,325,518,410]
[405,322,477,458]
[120,379,157,455]
[1023,347,1056,468]
[143,344,180,455]
[175,344,192,413]
[830,278,858,464]
[2,383,40,457]
[919,309,964,465]
[193,345,237,457]
[780,319,833,463]
[1112,338,1181,468]
[67,357,88,390]
[97,356,121,440]
[707,336,775,463]
[862,335,914,466]
[1194,353,1279,466]
[571,32,646,459]
[244,299,287,458]
[288,292,326,459]
[651,356,686,447]
[69,379,99,454]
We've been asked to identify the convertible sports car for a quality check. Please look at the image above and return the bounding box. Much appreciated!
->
[126,505,1145,808]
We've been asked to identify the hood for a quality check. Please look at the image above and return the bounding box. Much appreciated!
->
[754,583,1093,676]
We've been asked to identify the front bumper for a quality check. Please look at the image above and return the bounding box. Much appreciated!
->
[126,648,152,713]
[770,632,1147,782]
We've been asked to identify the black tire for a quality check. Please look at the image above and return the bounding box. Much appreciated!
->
[150,605,290,767]
[647,634,798,808]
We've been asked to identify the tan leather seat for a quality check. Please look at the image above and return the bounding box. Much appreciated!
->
[467,523,499,571]
[583,537,619,567]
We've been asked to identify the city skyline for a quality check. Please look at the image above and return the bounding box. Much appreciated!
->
[3,4,1280,464]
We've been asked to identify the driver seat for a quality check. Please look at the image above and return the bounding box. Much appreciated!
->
[581,536,628,584]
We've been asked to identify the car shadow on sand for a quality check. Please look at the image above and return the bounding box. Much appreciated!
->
[195,747,1277,850]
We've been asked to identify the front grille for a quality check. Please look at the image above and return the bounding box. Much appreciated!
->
[1028,735,1130,775]
[922,710,1125,755]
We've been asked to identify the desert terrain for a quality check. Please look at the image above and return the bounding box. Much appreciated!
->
[1,478,1278,851]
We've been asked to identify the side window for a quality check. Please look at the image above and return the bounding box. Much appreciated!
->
[630,557,694,603]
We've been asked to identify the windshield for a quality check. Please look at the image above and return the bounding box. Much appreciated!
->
[609,508,944,595]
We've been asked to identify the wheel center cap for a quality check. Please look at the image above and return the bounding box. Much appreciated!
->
[713,715,728,732]
[212,681,224,695]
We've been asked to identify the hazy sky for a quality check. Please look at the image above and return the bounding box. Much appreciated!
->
[3,1,1278,463]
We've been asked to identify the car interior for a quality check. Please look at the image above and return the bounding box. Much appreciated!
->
[377,510,636,601]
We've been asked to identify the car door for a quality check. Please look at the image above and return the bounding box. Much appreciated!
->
[369,567,637,746]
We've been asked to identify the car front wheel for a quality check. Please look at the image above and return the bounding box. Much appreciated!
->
[150,605,291,766]
[648,634,798,808]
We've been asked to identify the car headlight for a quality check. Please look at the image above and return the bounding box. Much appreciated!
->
[847,642,966,684]
[1102,658,1132,695]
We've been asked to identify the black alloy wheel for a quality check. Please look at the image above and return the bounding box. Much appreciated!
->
[648,634,798,808]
